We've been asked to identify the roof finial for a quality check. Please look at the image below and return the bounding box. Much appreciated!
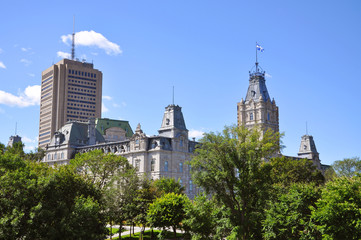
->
[71,15,75,60]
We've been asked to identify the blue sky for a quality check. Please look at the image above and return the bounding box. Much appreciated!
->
[0,0,360,165]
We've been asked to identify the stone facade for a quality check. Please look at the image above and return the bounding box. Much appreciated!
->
[237,62,328,171]
[42,104,199,199]
[237,64,279,134]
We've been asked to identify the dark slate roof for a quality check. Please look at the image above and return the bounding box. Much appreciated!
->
[245,72,271,102]
[49,121,105,147]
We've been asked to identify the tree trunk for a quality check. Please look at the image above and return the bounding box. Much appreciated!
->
[173,226,177,238]
[110,225,113,240]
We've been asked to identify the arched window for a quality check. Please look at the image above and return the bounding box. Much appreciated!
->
[189,180,193,192]
[250,113,254,121]
[267,112,270,121]
[164,161,168,172]
[179,162,183,173]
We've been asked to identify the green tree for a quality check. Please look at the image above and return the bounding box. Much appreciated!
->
[147,192,190,238]
[189,125,281,240]
[153,177,185,196]
[310,175,361,239]
[24,147,45,162]
[268,156,325,187]
[5,141,25,157]
[183,194,220,240]
[134,177,158,237]
[332,157,361,178]
[0,153,107,239]
[70,149,131,190]
[262,183,321,240]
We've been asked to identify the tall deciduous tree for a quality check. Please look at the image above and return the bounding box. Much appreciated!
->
[189,125,281,240]
[332,157,361,178]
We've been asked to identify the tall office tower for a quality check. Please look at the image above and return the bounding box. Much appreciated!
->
[38,59,102,149]
[237,62,279,134]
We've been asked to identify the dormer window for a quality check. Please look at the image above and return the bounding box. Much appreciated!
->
[304,145,307,150]
[166,118,170,125]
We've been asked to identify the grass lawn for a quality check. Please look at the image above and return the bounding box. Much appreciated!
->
[113,229,185,239]
[107,227,120,234]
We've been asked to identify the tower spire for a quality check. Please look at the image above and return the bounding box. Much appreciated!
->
[71,16,75,60]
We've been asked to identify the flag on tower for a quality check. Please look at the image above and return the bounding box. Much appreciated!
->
[256,43,264,52]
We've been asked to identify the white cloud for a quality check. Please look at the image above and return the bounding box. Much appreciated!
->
[28,73,35,77]
[61,30,122,55]
[57,51,71,59]
[121,101,127,107]
[102,95,112,101]
[102,103,109,113]
[0,61,6,69]
[22,136,37,143]
[21,47,31,52]
[20,58,32,66]
[265,73,272,78]
[189,129,204,139]
[0,85,40,107]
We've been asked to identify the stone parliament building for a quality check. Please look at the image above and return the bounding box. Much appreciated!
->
[35,58,328,199]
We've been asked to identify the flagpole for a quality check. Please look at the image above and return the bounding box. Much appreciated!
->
[256,42,258,72]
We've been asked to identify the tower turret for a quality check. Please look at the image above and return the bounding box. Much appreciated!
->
[237,62,279,133]
[158,104,188,138]
[298,135,321,169]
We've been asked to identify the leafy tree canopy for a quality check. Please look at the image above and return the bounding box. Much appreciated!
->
[311,175,361,239]
[147,192,190,238]
[332,157,361,178]
[153,177,185,196]
[190,125,281,240]
[268,156,325,187]
[0,153,107,239]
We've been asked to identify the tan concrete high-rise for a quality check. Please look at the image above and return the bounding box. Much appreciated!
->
[38,59,102,149]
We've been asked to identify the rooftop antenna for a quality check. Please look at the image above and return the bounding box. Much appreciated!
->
[71,16,75,60]
[172,86,175,105]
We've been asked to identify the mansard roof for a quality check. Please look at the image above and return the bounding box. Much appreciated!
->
[245,63,271,102]
[48,121,105,147]
[95,118,134,138]
[158,104,188,137]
